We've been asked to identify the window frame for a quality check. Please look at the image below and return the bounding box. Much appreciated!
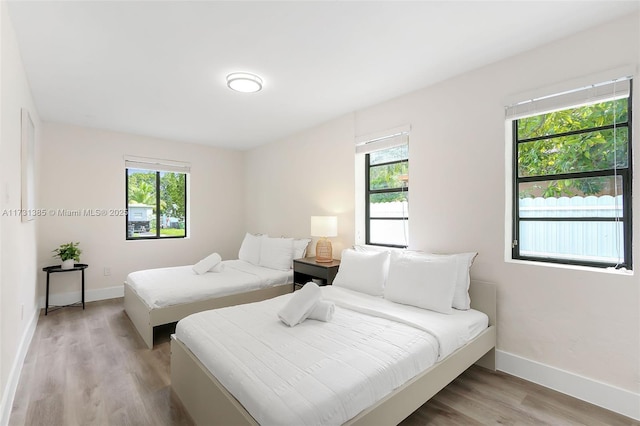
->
[511,82,633,269]
[364,149,409,249]
[125,168,188,240]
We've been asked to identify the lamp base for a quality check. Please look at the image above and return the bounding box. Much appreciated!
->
[315,238,333,263]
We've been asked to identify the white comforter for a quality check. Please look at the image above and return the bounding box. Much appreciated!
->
[175,286,488,426]
[125,260,292,309]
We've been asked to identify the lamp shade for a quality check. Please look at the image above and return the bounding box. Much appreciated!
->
[310,216,337,237]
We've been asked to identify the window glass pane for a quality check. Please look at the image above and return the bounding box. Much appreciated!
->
[518,128,628,177]
[127,169,156,238]
[127,169,187,239]
[369,161,408,190]
[517,98,628,140]
[369,219,409,246]
[369,193,408,218]
[159,172,186,237]
[369,145,408,165]
[519,220,624,264]
[519,175,623,208]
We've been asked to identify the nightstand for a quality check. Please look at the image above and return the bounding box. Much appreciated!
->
[293,257,340,289]
[42,264,88,315]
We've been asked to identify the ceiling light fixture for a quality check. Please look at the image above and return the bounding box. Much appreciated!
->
[226,72,263,93]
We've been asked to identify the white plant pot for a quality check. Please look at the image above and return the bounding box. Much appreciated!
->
[61,259,75,269]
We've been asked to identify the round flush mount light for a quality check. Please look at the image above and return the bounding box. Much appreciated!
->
[226,72,263,93]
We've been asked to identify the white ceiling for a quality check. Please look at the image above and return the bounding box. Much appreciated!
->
[7,1,640,150]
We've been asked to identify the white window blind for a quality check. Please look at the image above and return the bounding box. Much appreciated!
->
[124,155,191,174]
[505,77,631,120]
[355,125,410,154]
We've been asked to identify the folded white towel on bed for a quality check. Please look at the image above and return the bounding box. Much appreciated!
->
[192,252,222,275]
[278,282,321,327]
[308,300,335,322]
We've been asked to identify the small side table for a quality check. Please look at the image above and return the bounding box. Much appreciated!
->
[293,257,340,290]
[42,264,88,315]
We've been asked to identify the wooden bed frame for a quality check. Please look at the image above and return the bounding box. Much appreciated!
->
[124,283,293,349]
[170,280,497,425]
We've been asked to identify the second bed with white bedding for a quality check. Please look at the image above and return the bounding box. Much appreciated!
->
[124,259,294,348]
[126,259,293,309]
[174,286,488,426]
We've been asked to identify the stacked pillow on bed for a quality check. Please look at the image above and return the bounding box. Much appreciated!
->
[332,248,477,314]
[192,252,223,274]
[277,282,335,327]
[238,232,311,271]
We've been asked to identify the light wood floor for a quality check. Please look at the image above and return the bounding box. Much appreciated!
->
[10,298,638,426]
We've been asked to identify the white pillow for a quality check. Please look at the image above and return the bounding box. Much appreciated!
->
[415,252,477,310]
[332,249,389,296]
[384,251,457,314]
[451,252,477,310]
[259,237,294,271]
[238,233,263,265]
[193,252,222,275]
[293,238,311,260]
[352,245,390,253]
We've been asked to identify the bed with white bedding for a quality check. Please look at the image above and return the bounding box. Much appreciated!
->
[125,259,293,348]
[171,279,496,425]
[124,232,311,348]
[174,285,490,425]
[127,260,293,309]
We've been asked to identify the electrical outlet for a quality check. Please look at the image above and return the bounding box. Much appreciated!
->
[104,267,111,276]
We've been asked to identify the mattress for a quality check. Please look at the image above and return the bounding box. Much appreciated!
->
[125,260,293,309]
[174,286,488,425]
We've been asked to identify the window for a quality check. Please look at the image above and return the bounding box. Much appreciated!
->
[365,146,409,247]
[356,127,409,248]
[510,78,632,268]
[125,157,189,240]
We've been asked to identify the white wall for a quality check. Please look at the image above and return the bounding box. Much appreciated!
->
[37,123,246,300]
[245,114,355,254]
[0,1,41,422]
[245,11,639,413]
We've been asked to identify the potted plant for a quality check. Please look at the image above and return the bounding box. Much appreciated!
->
[53,242,82,269]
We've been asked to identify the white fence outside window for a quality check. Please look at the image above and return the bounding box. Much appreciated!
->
[518,195,624,263]
[370,196,624,263]
[369,201,409,246]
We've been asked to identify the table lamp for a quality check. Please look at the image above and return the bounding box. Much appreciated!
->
[311,216,337,263]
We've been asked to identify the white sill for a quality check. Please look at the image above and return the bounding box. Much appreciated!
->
[125,236,190,241]
[505,257,634,276]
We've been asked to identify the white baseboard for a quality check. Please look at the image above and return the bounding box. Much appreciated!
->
[39,284,124,308]
[0,308,39,426]
[496,350,640,421]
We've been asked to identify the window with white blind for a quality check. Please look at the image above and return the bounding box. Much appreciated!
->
[356,127,409,248]
[507,77,632,269]
[125,156,189,240]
